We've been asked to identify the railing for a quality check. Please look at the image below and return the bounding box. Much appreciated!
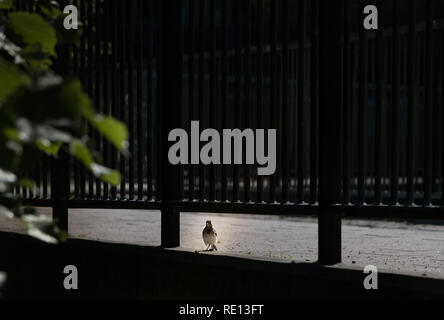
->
[15,0,444,264]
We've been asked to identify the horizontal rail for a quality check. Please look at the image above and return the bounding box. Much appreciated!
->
[23,198,444,221]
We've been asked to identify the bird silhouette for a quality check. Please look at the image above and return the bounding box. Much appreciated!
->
[202,220,218,251]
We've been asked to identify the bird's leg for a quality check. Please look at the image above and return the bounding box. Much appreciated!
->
[205,244,210,251]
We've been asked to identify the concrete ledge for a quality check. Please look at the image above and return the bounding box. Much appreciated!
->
[1,231,443,299]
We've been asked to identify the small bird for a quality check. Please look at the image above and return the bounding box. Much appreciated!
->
[202,220,218,251]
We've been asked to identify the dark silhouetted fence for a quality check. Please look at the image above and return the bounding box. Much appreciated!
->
[16,0,444,264]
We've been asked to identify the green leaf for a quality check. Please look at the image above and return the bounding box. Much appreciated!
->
[36,139,62,157]
[18,177,35,189]
[21,43,53,71]
[35,124,72,142]
[0,30,23,62]
[0,168,16,192]
[101,170,121,186]
[14,118,32,142]
[91,164,121,186]
[21,214,59,243]
[0,0,13,10]
[0,204,14,219]
[54,79,93,121]
[70,139,93,167]
[4,127,20,142]
[70,140,121,186]
[79,99,128,152]
[38,2,62,20]
[88,116,129,153]
[0,59,29,102]
[8,12,57,57]
[8,78,87,123]
[0,168,16,183]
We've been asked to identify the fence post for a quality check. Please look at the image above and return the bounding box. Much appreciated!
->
[318,0,343,264]
[160,0,183,247]
[50,152,69,231]
[51,19,71,231]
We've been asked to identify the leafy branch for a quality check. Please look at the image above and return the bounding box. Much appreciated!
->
[0,0,128,243]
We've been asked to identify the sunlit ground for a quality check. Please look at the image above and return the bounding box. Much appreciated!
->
[1,208,443,276]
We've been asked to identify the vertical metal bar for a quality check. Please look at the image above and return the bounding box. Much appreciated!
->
[128,1,135,200]
[137,0,144,200]
[297,0,305,203]
[21,164,27,199]
[94,0,102,199]
[188,0,195,201]
[442,31,444,205]
[87,0,95,199]
[14,181,19,198]
[42,155,48,199]
[52,9,72,230]
[256,0,264,203]
[102,0,109,199]
[318,0,343,265]
[432,28,440,206]
[244,0,251,203]
[110,0,119,200]
[385,35,391,192]
[28,167,34,199]
[277,54,282,203]
[234,0,242,202]
[147,0,154,200]
[160,0,182,247]
[209,0,216,202]
[35,163,41,199]
[281,0,289,203]
[442,26,444,205]
[358,0,367,204]
[50,153,69,231]
[269,0,277,203]
[73,0,80,199]
[391,0,400,205]
[119,0,127,199]
[310,0,319,204]
[198,0,205,201]
[156,0,162,201]
[374,0,383,205]
[342,0,351,204]
[221,0,228,202]
[24,0,31,11]
[72,2,79,73]
[79,0,86,199]
[406,0,416,205]
[424,0,433,205]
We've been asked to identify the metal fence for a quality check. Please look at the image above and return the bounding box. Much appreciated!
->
[16,0,444,263]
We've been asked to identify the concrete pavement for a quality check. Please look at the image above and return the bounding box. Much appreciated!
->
[1,208,443,277]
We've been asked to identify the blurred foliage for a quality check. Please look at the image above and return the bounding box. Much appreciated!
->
[0,0,128,243]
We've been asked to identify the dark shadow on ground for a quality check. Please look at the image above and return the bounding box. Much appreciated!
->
[1,231,443,300]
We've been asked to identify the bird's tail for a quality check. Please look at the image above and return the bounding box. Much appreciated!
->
[211,244,217,251]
